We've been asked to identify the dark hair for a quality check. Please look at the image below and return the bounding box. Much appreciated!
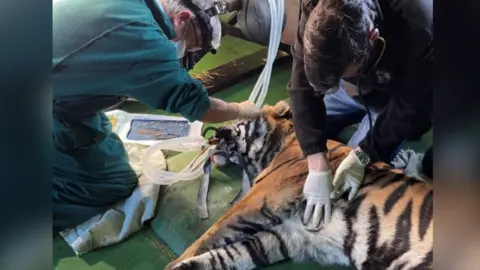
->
[303,0,377,94]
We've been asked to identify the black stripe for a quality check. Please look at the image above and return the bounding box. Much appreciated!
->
[286,199,297,208]
[230,243,241,255]
[418,190,433,240]
[263,228,290,259]
[255,162,308,186]
[380,174,406,188]
[251,234,269,264]
[289,157,307,167]
[260,127,280,169]
[384,180,414,215]
[283,199,300,217]
[187,261,203,270]
[241,237,268,267]
[392,262,407,270]
[254,156,305,184]
[252,120,266,162]
[238,216,266,231]
[216,249,228,270]
[362,206,380,269]
[362,200,413,269]
[246,120,261,164]
[344,192,368,218]
[264,143,281,170]
[224,246,236,261]
[343,224,357,264]
[393,200,413,254]
[227,223,259,236]
[367,206,380,253]
[412,249,432,270]
[327,143,345,154]
[368,165,392,174]
[209,251,218,268]
[362,170,390,187]
[223,236,235,245]
[343,193,368,264]
[260,198,283,225]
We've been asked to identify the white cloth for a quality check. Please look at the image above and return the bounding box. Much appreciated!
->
[391,149,428,181]
[59,143,162,255]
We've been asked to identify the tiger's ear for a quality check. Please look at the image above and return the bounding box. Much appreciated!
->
[273,99,292,119]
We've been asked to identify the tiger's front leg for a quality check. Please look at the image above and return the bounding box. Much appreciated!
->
[170,224,298,270]
[164,167,307,270]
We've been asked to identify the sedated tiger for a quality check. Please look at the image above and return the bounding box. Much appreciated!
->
[165,100,433,270]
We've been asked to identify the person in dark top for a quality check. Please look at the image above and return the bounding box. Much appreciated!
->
[288,0,432,229]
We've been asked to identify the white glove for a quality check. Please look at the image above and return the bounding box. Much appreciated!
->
[302,170,333,230]
[330,149,366,201]
[232,101,260,120]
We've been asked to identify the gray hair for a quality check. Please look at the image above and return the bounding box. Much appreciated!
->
[163,0,222,50]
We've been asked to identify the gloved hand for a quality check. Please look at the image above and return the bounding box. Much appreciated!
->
[233,101,260,120]
[302,170,333,230]
[330,148,367,201]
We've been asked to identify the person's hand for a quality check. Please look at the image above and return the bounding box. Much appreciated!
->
[232,101,260,120]
[302,169,333,230]
[330,148,367,201]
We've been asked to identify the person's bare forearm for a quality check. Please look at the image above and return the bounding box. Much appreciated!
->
[199,97,239,123]
[307,152,331,171]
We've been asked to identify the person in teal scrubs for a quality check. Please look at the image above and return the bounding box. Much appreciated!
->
[52,0,260,232]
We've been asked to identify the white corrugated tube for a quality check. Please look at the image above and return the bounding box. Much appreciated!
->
[142,0,285,185]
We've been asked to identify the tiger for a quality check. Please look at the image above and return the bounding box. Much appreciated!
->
[164,100,433,270]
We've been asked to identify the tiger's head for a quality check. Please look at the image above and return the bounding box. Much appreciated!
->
[211,100,295,176]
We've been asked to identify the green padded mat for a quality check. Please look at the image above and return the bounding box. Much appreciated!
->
[54,229,176,270]
[153,151,244,254]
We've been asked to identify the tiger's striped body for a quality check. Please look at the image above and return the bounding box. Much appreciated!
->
[165,101,433,270]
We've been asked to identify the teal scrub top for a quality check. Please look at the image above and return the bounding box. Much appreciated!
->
[52,0,212,230]
[52,0,211,122]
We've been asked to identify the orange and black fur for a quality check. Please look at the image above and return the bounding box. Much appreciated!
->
[165,100,433,270]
